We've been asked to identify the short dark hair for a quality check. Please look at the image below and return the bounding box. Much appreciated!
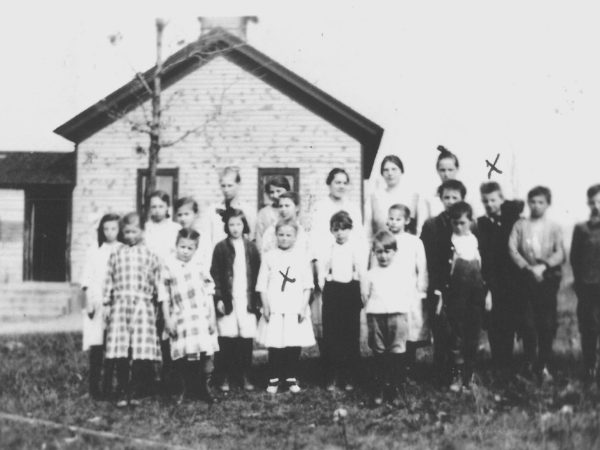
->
[121,212,141,228]
[175,196,199,214]
[388,203,411,219]
[97,213,122,247]
[278,191,300,207]
[380,155,404,175]
[176,228,200,246]
[265,175,291,193]
[330,210,353,230]
[372,230,397,251]
[587,184,600,200]
[480,181,503,196]
[326,168,350,186]
[528,186,552,204]
[448,201,473,221]
[437,179,467,199]
[436,145,460,170]
[275,217,299,234]
[223,208,250,236]
[220,166,241,183]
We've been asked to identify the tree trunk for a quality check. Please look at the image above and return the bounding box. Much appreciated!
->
[144,18,165,221]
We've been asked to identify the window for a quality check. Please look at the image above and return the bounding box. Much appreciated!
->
[137,168,179,219]
[257,168,299,209]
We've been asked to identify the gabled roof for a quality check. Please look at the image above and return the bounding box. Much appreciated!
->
[54,28,384,178]
[0,152,75,187]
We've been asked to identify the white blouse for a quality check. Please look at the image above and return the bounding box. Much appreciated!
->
[144,220,181,262]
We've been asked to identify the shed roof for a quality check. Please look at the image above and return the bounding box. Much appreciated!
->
[0,152,75,187]
[54,28,384,178]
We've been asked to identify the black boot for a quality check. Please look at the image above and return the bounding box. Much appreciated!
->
[449,365,464,393]
[114,358,130,407]
[200,370,215,404]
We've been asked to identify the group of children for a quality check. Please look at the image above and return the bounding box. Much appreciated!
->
[81,164,600,407]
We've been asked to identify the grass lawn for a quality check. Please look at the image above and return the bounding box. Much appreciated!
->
[1,286,600,449]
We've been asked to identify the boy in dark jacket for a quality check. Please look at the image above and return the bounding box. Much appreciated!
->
[477,182,524,372]
[571,184,600,383]
[420,179,468,386]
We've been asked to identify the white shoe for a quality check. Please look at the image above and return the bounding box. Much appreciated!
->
[287,378,301,394]
[266,378,279,394]
[542,367,554,383]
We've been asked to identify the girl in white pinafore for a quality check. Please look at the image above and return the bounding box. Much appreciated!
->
[257,220,315,394]
[81,213,123,399]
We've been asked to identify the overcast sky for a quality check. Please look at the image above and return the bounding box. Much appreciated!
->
[1,0,599,221]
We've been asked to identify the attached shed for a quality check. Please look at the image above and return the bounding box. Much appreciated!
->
[0,151,75,282]
[54,21,383,283]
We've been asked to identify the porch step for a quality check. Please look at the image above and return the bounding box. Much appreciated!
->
[0,282,81,321]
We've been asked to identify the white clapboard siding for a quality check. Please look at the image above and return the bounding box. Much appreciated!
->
[72,56,362,283]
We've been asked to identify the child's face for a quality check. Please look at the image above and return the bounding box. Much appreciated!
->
[268,185,287,205]
[123,222,142,245]
[528,195,549,219]
[276,224,297,250]
[382,161,402,187]
[441,189,463,211]
[176,204,196,229]
[481,191,504,216]
[278,198,297,220]
[176,237,198,262]
[387,209,408,234]
[451,213,471,236]
[329,173,349,200]
[220,174,239,201]
[103,220,120,243]
[227,217,245,239]
[373,242,396,267]
[437,158,458,182]
[331,225,351,245]
[149,197,168,222]
[588,192,600,218]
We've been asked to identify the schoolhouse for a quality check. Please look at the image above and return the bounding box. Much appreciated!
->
[0,17,383,316]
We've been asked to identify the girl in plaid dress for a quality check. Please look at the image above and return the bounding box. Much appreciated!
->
[81,213,123,399]
[103,212,162,407]
[160,229,219,403]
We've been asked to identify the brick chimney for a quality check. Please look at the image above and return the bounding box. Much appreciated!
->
[198,16,258,41]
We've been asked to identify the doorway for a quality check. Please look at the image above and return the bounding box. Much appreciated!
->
[24,187,71,281]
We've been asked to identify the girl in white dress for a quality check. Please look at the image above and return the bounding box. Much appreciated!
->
[160,229,219,403]
[210,209,261,392]
[144,190,181,262]
[257,220,315,394]
[81,213,123,399]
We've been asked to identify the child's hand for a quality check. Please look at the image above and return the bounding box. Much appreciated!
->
[262,304,271,322]
[102,306,111,325]
[165,317,176,337]
[485,291,493,312]
[298,310,306,323]
[530,264,546,282]
[216,300,226,315]
[86,304,95,320]
[208,323,215,334]
[435,292,443,316]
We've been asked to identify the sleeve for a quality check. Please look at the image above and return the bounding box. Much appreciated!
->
[210,244,223,303]
[255,255,270,293]
[244,204,257,242]
[414,193,428,236]
[255,208,268,250]
[544,223,566,268]
[361,270,373,303]
[157,264,171,306]
[570,224,583,283]
[152,254,162,302]
[102,252,116,306]
[80,245,96,289]
[364,192,374,243]
[420,220,439,292]
[508,220,529,269]
[415,238,428,296]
